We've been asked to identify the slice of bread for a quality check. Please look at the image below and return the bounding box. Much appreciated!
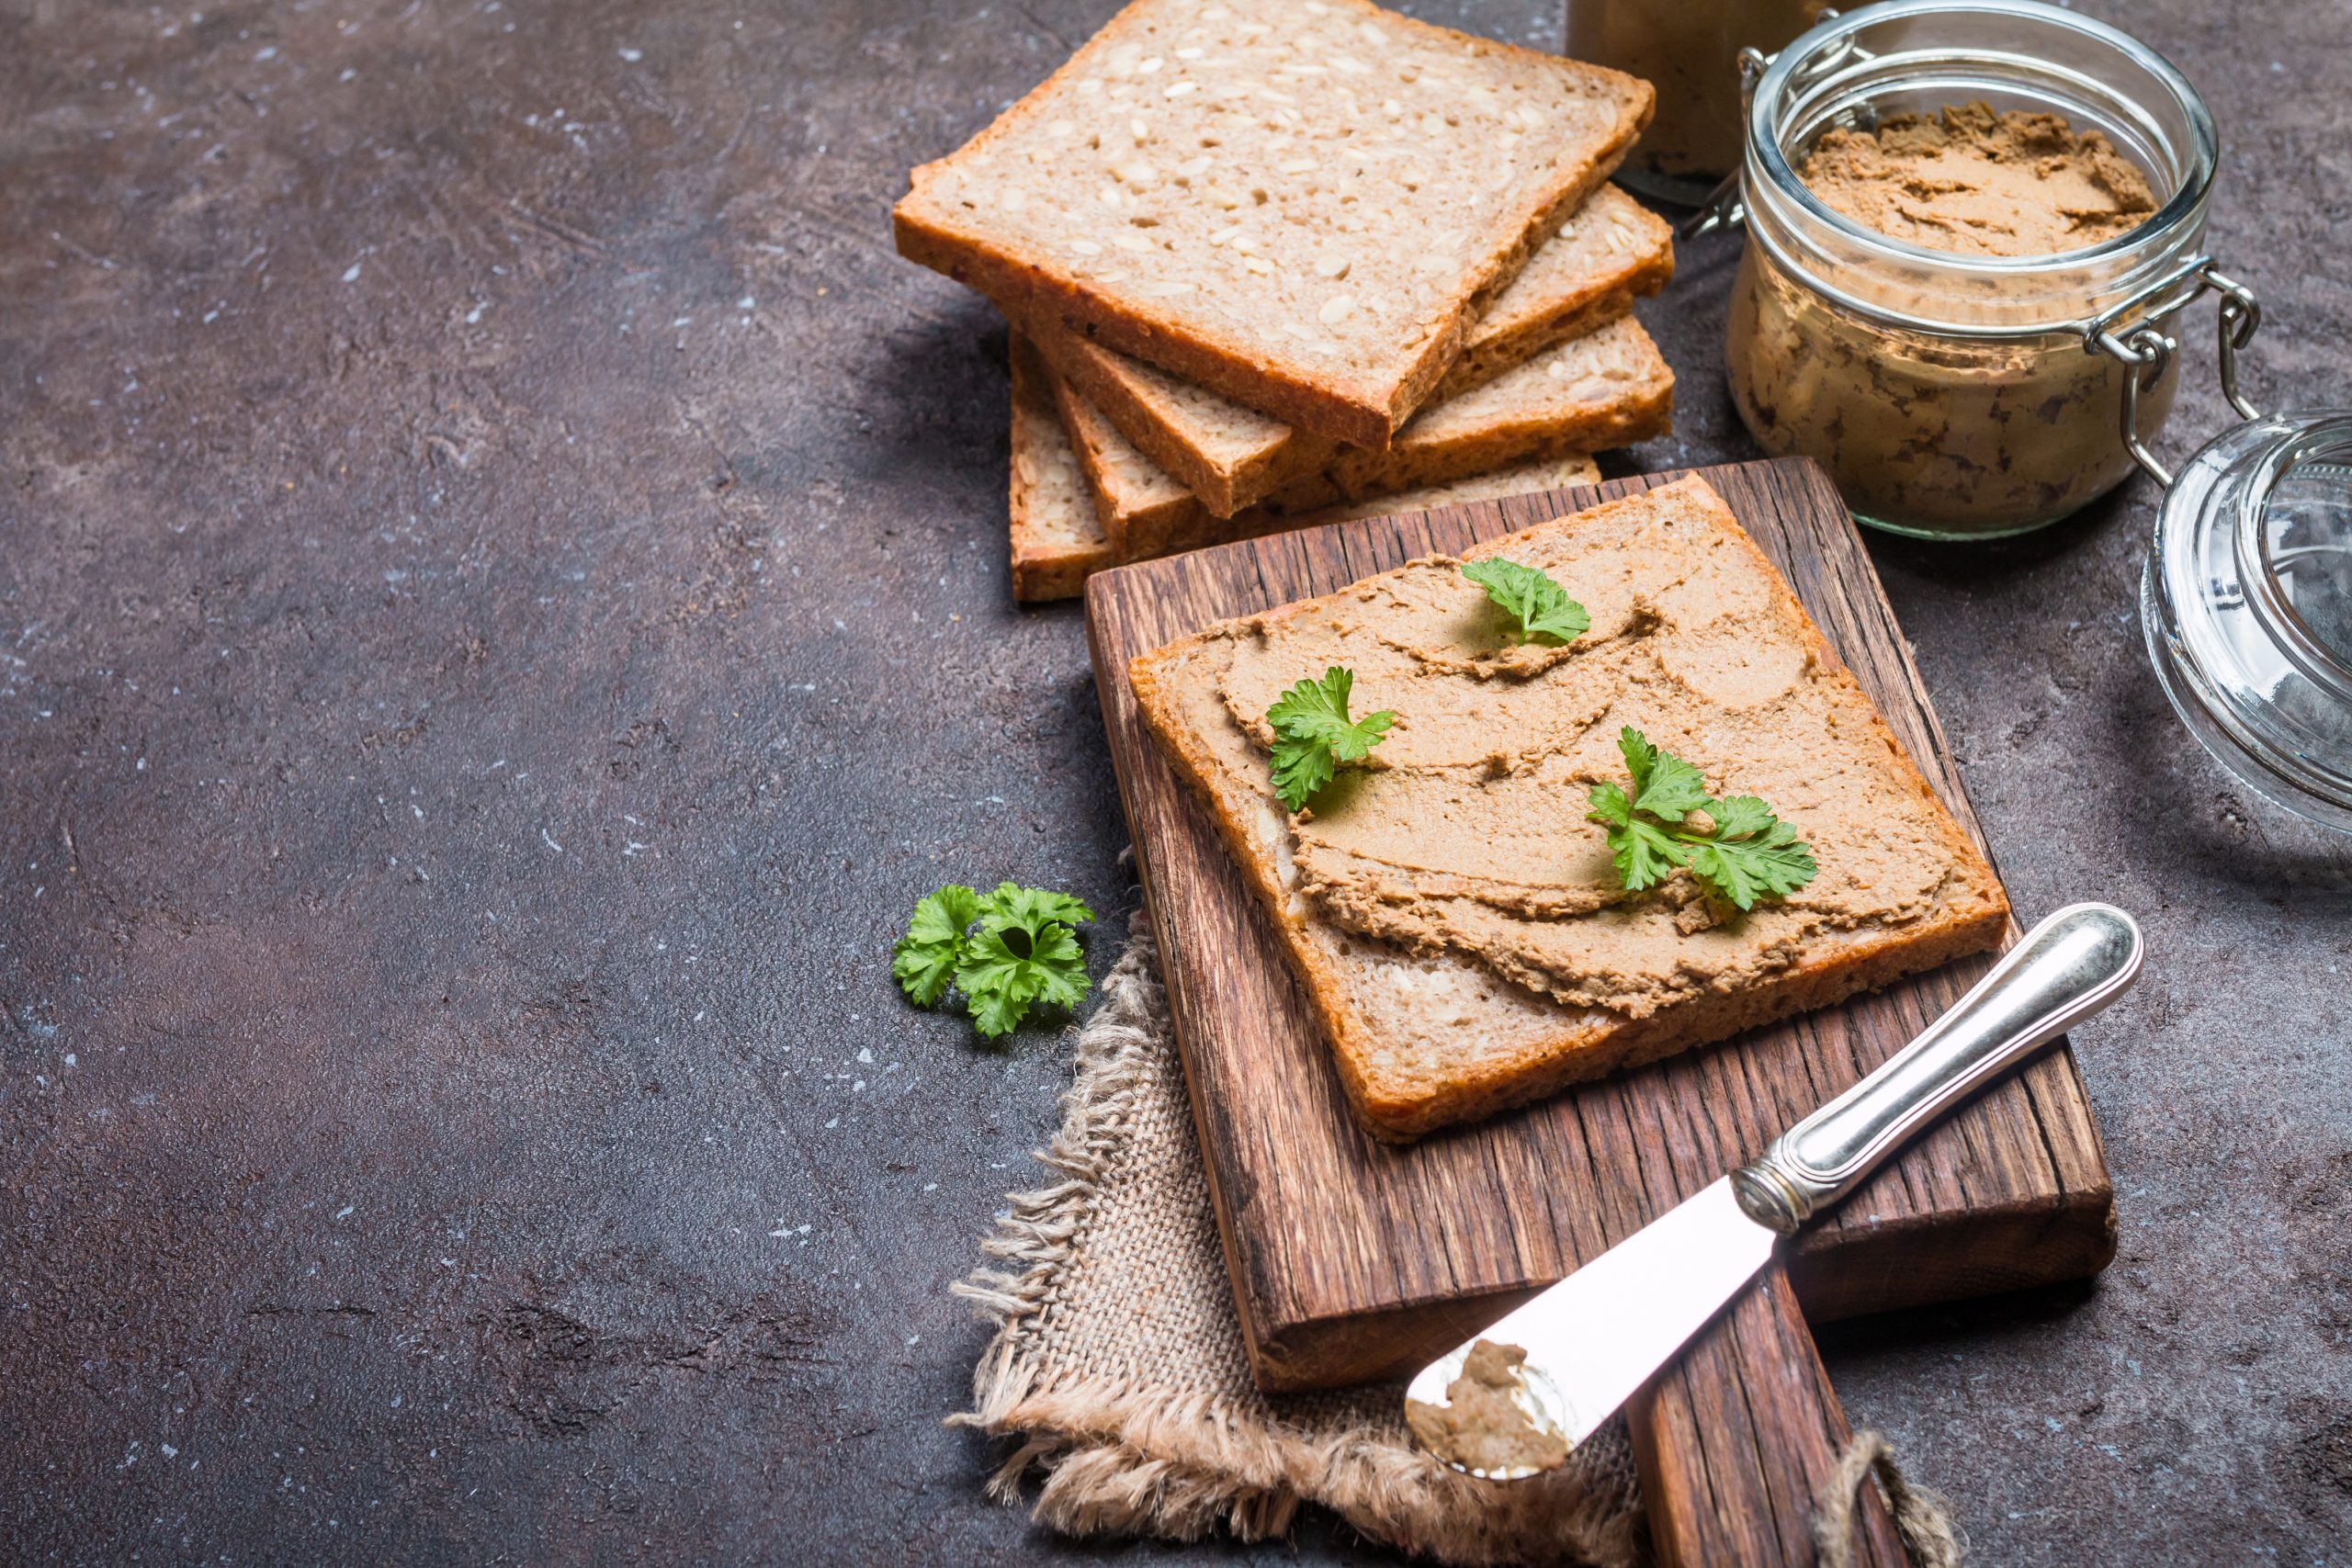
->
[1438,186,1675,399]
[1055,315,1674,558]
[1127,477,2010,1139]
[1045,354,1204,561]
[1025,185,1674,514]
[1008,341,1601,602]
[1010,335,1112,603]
[895,0,1653,451]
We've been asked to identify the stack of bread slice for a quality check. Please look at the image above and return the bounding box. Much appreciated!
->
[894,0,1676,601]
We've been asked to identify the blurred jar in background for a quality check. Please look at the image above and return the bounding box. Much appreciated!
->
[1566,0,1834,203]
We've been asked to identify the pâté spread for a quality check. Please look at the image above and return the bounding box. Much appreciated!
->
[1404,1339,1569,1476]
[1158,480,1975,1021]
[1801,104,2155,257]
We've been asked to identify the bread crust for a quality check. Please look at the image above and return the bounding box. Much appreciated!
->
[1016,190,1676,515]
[1009,335,1117,602]
[1012,523,1113,604]
[1127,478,2010,1140]
[1432,250,1672,403]
[1052,319,1675,557]
[1009,335,1606,602]
[1021,308,1329,515]
[894,0,1653,452]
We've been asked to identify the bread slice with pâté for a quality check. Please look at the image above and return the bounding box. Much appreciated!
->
[1127,476,2010,1139]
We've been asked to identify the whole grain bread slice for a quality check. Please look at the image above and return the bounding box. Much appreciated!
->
[1009,335,1111,603]
[1126,477,2010,1139]
[1008,339,1600,601]
[1024,184,1673,514]
[1055,315,1673,558]
[895,0,1653,451]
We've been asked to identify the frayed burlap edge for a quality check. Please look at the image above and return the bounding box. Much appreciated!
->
[1816,1430,1966,1568]
[947,917,1643,1567]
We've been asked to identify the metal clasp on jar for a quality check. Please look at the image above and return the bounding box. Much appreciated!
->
[2086,258,2264,488]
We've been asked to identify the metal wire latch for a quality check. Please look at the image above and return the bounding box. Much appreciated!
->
[2087,258,2263,488]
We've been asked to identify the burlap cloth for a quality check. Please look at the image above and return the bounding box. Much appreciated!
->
[953,918,1962,1567]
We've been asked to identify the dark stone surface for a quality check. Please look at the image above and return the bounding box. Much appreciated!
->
[1,1,2346,1562]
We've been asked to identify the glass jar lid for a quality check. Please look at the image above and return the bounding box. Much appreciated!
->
[2143,412,2352,831]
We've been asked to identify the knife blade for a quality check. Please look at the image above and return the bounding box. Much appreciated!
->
[1405,902,2144,1480]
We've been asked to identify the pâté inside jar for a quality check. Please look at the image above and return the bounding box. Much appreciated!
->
[1723,0,2231,539]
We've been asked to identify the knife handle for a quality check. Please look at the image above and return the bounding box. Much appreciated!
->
[1732,903,2143,1235]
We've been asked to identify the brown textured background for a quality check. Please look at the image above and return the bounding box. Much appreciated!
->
[1,1,2346,1563]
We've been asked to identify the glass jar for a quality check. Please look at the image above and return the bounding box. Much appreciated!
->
[1564,0,1834,205]
[1724,0,2225,539]
[2143,412,2352,833]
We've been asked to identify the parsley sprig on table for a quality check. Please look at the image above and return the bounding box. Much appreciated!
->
[893,882,1095,1039]
[1462,557,1590,646]
[1267,666,1395,812]
[1586,728,1817,911]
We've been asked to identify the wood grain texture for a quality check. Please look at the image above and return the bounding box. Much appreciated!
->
[1082,458,2115,1394]
[1632,1268,1908,1568]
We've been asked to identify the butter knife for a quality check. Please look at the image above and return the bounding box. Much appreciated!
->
[1404,902,2143,1480]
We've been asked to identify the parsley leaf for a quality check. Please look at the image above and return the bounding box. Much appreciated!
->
[892,884,983,1007]
[981,883,1095,935]
[1462,557,1590,646]
[1686,817,1817,911]
[1585,728,1818,911]
[1616,727,1713,823]
[894,881,1094,1039]
[1702,794,1780,840]
[1267,666,1395,812]
[958,918,1088,1039]
[1585,781,1691,892]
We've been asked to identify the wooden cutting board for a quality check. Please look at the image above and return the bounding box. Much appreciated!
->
[1084,459,2114,1566]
